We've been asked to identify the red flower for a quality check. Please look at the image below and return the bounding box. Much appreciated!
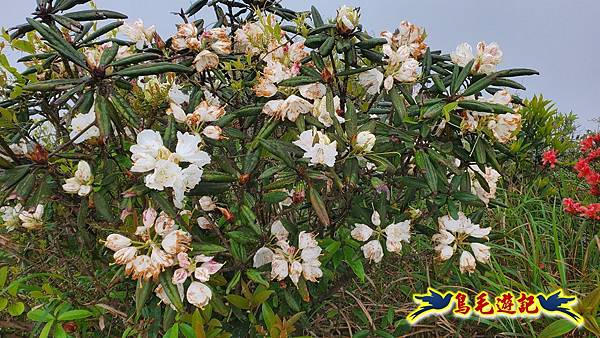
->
[563,198,600,220]
[542,149,558,168]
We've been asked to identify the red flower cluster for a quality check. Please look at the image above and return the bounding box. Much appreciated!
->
[573,134,600,196]
[563,198,600,220]
[563,133,600,221]
[542,149,558,168]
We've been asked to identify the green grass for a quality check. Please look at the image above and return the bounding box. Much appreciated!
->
[308,170,599,337]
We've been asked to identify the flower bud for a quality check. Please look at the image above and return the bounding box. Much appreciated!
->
[336,6,359,34]
[105,234,132,252]
[355,131,376,153]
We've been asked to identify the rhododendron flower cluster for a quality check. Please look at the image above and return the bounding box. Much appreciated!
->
[253,221,323,287]
[351,210,411,263]
[130,130,211,207]
[432,213,491,273]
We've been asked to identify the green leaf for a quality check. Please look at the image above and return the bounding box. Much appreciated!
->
[319,36,335,56]
[54,324,67,338]
[135,279,153,317]
[277,76,321,87]
[251,290,274,307]
[186,0,208,16]
[26,18,87,68]
[311,6,324,27]
[263,191,289,204]
[261,303,276,330]
[63,10,128,21]
[27,308,54,322]
[163,323,179,338]
[259,139,295,169]
[57,309,93,321]
[414,150,438,193]
[94,94,112,139]
[345,259,365,283]
[150,191,177,218]
[39,320,54,338]
[80,21,124,44]
[93,192,114,222]
[451,59,474,94]
[114,62,193,77]
[389,86,407,122]
[308,185,330,226]
[461,73,497,97]
[225,294,250,310]
[458,100,514,114]
[7,301,25,316]
[158,272,185,313]
[110,94,141,128]
[246,269,270,288]
[538,319,576,338]
[0,266,8,288]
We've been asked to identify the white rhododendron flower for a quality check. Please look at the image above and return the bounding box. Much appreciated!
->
[432,212,491,274]
[451,41,503,75]
[121,19,155,50]
[358,68,384,95]
[193,50,219,72]
[19,204,44,230]
[199,196,216,211]
[186,281,212,308]
[355,131,376,153]
[459,250,477,274]
[188,101,225,126]
[351,210,411,263]
[469,165,501,205]
[204,28,232,55]
[361,240,384,263]
[380,21,428,59]
[171,23,199,51]
[201,125,224,140]
[293,129,338,167]
[299,83,327,100]
[312,96,345,127]
[336,5,360,34]
[488,113,521,143]
[105,234,132,252]
[62,160,93,196]
[0,204,23,230]
[130,130,210,207]
[70,109,100,144]
[262,95,312,122]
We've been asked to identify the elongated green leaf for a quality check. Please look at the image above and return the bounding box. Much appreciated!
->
[462,73,497,97]
[57,309,92,321]
[135,279,153,317]
[109,53,160,67]
[114,62,193,77]
[64,10,127,21]
[110,94,140,128]
[309,185,330,226]
[186,0,208,16]
[80,21,123,44]
[23,78,85,91]
[158,272,185,313]
[94,95,112,139]
[451,59,474,95]
[311,6,324,27]
[259,139,295,169]
[26,18,87,68]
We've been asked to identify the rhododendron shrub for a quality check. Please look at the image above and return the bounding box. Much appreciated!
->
[0,0,539,335]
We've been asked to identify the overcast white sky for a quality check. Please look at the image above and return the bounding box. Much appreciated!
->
[2,0,598,128]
